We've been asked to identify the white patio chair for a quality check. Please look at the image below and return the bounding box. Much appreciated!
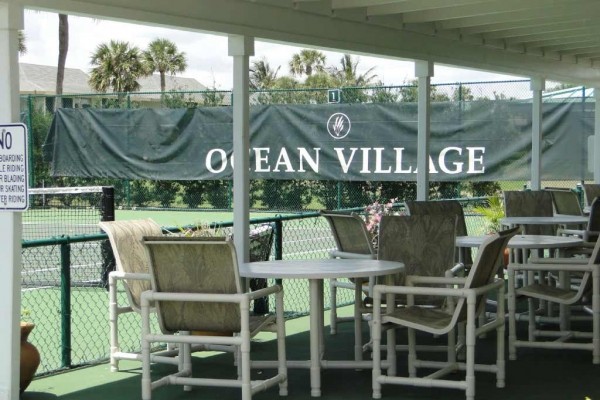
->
[99,218,180,372]
[507,230,600,365]
[141,237,287,400]
[372,227,517,400]
[320,210,376,335]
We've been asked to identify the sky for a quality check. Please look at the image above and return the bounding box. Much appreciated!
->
[19,10,521,91]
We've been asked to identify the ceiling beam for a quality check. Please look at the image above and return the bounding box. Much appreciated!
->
[395,0,573,23]
[439,1,600,29]
[481,20,594,40]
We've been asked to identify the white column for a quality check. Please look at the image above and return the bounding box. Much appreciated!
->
[594,87,600,182]
[0,2,23,399]
[228,35,254,266]
[530,77,545,190]
[415,60,433,201]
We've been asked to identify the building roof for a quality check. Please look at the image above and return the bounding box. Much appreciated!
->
[136,74,207,93]
[19,62,207,96]
[19,63,91,94]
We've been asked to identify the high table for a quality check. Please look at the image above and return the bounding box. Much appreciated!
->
[239,259,404,397]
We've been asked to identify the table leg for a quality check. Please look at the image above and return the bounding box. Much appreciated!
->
[354,277,364,362]
[309,279,321,397]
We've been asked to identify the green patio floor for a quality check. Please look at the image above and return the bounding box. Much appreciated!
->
[23,306,600,400]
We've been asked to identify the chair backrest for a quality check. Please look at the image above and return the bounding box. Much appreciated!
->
[585,197,600,242]
[98,219,163,311]
[404,200,471,266]
[320,210,375,257]
[583,184,600,206]
[143,237,242,333]
[378,215,457,304]
[503,190,555,235]
[548,189,583,216]
[249,223,275,262]
[453,227,519,324]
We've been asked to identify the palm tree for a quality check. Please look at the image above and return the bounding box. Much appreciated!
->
[289,49,326,77]
[330,54,377,86]
[142,38,187,92]
[89,40,148,94]
[250,58,280,89]
[56,14,68,109]
[18,31,26,54]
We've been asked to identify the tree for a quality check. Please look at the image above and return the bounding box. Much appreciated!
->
[142,38,187,92]
[289,49,326,77]
[56,14,68,110]
[250,57,280,89]
[330,54,377,87]
[89,40,148,94]
[18,30,26,54]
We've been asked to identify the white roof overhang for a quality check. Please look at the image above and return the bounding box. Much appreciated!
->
[17,0,600,86]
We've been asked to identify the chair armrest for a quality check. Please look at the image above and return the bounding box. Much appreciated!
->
[405,275,467,286]
[247,284,283,300]
[373,279,502,299]
[508,262,592,272]
[142,290,247,305]
[527,257,589,265]
[447,263,466,277]
[109,270,151,281]
[329,250,375,259]
[557,228,584,236]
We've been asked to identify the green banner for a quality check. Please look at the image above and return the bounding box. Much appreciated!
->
[44,101,592,181]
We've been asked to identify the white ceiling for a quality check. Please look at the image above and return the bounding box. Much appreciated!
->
[18,0,600,85]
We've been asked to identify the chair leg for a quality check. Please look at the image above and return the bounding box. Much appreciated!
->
[407,327,416,378]
[108,274,119,372]
[466,302,476,400]
[496,288,506,388]
[141,305,152,400]
[507,270,517,361]
[593,271,600,364]
[527,298,536,342]
[276,291,288,396]
[371,313,382,399]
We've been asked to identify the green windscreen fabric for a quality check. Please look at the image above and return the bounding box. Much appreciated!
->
[43,101,592,181]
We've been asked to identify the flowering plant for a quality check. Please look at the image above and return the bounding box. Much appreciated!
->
[364,198,401,242]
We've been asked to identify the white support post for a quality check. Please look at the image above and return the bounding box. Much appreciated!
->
[594,87,600,182]
[415,60,433,201]
[0,2,23,399]
[530,77,545,191]
[228,35,254,267]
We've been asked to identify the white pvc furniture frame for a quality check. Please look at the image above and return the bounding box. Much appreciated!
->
[371,229,516,400]
[99,219,180,371]
[507,238,600,364]
[240,258,404,398]
[141,237,288,400]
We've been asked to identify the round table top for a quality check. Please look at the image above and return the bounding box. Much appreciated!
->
[500,215,588,226]
[240,259,404,279]
[456,234,583,249]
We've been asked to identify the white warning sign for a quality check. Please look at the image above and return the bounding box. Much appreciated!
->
[0,123,29,211]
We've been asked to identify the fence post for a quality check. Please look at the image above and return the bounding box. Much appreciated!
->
[60,242,72,369]
[27,94,35,187]
[274,220,283,285]
[100,187,116,288]
[337,182,342,209]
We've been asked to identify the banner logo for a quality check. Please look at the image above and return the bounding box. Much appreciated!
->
[327,113,351,140]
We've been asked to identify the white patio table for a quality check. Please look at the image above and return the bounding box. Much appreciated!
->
[500,215,588,228]
[239,258,404,397]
